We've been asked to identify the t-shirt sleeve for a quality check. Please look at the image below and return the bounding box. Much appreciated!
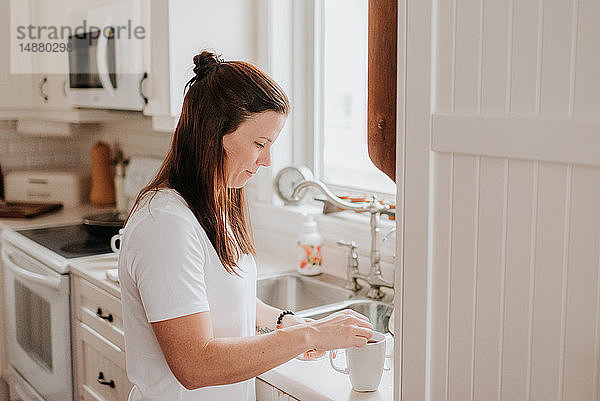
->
[125,210,210,323]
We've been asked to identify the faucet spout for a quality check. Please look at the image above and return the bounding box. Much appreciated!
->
[291,180,372,212]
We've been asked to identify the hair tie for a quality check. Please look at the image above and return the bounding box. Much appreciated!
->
[186,52,224,90]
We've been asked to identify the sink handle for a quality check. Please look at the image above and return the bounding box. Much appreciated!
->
[337,240,359,262]
[337,240,362,291]
[337,239,356,248]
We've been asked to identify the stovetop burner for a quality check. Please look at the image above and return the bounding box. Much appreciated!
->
[17,224,113,259]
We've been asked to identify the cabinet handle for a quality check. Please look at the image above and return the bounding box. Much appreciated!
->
[97,372,115,388]
[39,76,48,102]
[96,307,113,322]
[139,71,149,104]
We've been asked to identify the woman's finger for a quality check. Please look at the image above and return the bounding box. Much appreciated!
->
[305,349,326,359]
[353,326,375,340]
[352,316,374,329]
[344,309,372,324]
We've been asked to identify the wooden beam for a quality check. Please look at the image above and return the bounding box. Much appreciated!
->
[367,0,398,181]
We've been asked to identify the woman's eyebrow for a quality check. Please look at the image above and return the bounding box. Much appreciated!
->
[258,136,273,143]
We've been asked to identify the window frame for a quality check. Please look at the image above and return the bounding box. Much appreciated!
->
[255,0,394,203]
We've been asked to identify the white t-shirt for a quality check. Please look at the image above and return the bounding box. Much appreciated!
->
[118,189,257,401]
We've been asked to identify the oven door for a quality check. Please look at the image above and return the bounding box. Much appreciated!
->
[3,243,73,401]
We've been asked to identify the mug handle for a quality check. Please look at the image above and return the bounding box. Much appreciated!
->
[329,349,349,375]
[111,229,124,253]
[110,235,121,253]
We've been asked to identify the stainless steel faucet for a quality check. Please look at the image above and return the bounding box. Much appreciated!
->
[290,180,394,299]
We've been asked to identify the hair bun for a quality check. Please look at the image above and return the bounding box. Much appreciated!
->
[193,51,223,78]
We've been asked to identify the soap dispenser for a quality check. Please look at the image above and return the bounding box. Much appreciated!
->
[296,214,323,276]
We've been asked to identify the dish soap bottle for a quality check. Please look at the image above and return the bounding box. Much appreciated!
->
[297,214,323,276]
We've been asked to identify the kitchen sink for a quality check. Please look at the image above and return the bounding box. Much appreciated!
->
[257,272,394,334]
[299,300,393,334]
[257,273,354,312]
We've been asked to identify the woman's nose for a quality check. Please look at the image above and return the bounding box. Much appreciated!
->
[257,149,272,167]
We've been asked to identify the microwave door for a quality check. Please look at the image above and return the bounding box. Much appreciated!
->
[68,31,102,89]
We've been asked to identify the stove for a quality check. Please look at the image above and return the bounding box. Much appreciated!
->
[2,223,115,401]
[17,224,112,259]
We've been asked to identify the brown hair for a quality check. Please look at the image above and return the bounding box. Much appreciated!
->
[126,51,289,275]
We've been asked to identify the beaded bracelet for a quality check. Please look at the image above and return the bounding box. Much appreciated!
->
[276,310,295,329]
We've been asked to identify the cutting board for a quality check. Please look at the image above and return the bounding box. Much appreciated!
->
[0,202,63,218]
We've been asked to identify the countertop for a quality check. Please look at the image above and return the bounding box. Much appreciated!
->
[0,204,395,401]
[0,203,114,231]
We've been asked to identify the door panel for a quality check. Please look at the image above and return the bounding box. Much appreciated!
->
[402,0,600,399]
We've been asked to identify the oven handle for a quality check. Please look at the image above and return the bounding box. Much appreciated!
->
[2,249,62,290]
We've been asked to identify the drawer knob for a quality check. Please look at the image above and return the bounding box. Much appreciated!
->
[97,372,115,388]
[96,308,113,322]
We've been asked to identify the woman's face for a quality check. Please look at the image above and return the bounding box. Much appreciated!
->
[222,111,287,188]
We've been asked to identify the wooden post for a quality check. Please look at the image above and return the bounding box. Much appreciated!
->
[367,0,398,181]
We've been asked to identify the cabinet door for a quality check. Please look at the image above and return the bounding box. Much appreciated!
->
[29,0,74,110]
[75,322,132,401]
[147,0,256,131]
[0,0,35,111]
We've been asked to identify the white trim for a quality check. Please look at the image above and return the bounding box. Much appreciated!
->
[398,0,431,399]
[432,113,600,166]
[313,0,325,179]
[291,0,317,170]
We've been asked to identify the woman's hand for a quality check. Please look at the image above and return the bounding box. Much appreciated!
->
[281,315,326,361]
[305,309,374,351]
[279,315,326,360]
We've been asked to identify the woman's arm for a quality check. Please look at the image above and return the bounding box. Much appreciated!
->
[152,308,372,390]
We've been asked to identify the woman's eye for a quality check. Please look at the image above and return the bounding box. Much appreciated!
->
[255,142,265,149]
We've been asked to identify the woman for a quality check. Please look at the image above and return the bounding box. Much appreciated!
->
[118,51,374,401]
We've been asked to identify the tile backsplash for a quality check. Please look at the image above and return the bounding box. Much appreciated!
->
[0,115,171,174]
[0,120,81,170]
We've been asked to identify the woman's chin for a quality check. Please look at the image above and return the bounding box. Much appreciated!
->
[227,177,250,189]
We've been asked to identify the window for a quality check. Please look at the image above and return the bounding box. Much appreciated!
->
[319,0,395,195]
[266,0,396,200]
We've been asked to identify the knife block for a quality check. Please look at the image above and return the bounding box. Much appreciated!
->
[90,142,115,206]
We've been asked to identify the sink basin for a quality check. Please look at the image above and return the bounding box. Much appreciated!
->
[257,273,354,312]
[300,300,394,334]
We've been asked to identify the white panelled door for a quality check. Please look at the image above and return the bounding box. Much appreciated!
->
[398,0,600,400]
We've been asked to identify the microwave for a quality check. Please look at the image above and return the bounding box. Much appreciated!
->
[66,0,147,111]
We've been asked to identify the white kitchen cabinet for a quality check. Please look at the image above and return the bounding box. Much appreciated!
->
[0,0,35,112]
[72,274,132,401]
[256,378,299,401]
[145,0,258,132]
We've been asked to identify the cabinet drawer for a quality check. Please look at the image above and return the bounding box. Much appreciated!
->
[76,322,132,401]
[256,378,300,401]
[73,275,125,349]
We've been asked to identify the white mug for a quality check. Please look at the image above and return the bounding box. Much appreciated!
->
[329,331,391,392]
[110,229,123,254]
